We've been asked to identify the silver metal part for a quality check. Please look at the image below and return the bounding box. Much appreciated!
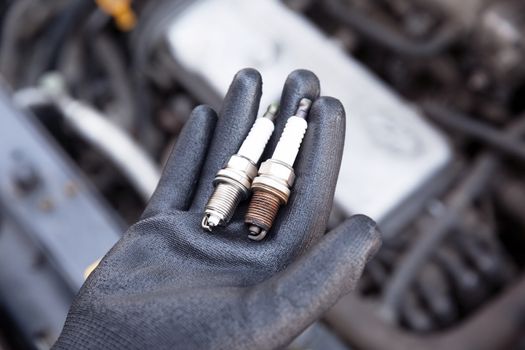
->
[165,0,452,233]
[14,83,161,201]
[202,154,257,231]
[295,98,311,119]
[247,225,268,241]
[263,103,279,122]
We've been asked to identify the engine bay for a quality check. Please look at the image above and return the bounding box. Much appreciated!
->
[1,0,525,348]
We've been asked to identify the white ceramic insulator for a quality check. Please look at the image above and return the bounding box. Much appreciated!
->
[237,117,275,163]
[272,116,308,166]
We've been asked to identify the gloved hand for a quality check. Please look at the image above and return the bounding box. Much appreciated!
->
[53,69,381,350]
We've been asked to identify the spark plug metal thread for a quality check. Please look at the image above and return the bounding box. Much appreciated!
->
[245,98,311,241]
[202,104,278,231]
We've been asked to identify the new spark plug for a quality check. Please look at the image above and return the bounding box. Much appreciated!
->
[245,98,311,241]
[202,104,278,231]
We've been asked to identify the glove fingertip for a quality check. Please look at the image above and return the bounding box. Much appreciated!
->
[332,214,382,264]
[183,105,218,142]
[309,96,346,128]
[141,105,218,217]
[228,68,263,96]
[284,69,321,99]
[191,104,218,121]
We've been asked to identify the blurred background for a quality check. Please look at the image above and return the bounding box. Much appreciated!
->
[1,0,525,349]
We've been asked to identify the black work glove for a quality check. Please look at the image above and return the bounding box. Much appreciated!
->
[53,69,381,350]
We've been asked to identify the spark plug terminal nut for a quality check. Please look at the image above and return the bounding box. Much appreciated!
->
[202,104,278,231]
[245,98,311,241]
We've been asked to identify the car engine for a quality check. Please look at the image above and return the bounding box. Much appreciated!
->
[0,0,524,348]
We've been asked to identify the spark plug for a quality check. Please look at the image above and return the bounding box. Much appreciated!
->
[202,104,278,231]
[245,98,311,241]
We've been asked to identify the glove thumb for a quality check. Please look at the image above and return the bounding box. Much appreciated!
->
[243,214,382,349]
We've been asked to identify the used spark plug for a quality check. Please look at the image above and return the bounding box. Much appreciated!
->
[245,98,311,241]
[202,104,278,231]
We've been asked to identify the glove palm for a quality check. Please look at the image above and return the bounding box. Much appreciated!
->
[54,69,381,350]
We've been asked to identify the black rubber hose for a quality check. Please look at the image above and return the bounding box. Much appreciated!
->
[92,34,136,132]
[0,0,37,83]
[326,276,525,350]
[22,0,94,86]
[323,0,459,57]
[380,113,525,321]
[424,103,525,163]
[380,154,496,321]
